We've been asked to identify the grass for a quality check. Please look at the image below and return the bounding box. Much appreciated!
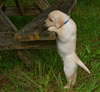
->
[0,0,100,92]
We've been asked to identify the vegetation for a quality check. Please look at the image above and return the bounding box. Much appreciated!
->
[0,0,100,92]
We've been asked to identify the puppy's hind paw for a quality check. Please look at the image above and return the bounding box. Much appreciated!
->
[64,85,70,89]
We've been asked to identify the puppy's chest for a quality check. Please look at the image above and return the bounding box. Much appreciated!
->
[56,32,76,56]
[57,40,71,56]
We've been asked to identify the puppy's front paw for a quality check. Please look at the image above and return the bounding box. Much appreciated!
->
[48,26,57,32]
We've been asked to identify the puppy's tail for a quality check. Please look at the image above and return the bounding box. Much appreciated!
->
[75,55,90,74]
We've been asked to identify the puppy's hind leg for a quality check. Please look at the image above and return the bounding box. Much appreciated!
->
[64,76,73,88]
[64,71,77,88]
[63,59,77,88]
[72,71,77,86]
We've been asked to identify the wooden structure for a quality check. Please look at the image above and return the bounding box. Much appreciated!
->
[0,0,76,67]
[0,0,76,50]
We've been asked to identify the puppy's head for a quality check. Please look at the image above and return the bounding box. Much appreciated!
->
[45,10,69,29]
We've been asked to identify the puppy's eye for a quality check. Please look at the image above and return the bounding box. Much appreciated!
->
[49,18,53,21]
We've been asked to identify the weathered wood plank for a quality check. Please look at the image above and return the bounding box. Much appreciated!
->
[0,0,5,9]
[0,32,56,50]
[13,40,56,49]
[14,32,35,41]
[4,6,40,16]
[14,0,24,15]
[35,0,50,11]
[14,31,56,41]
[0,10,18,32]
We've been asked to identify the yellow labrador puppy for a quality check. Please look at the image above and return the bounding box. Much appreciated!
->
[45,10,90,88]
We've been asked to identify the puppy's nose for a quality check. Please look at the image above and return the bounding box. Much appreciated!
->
[43,21,45,25]
[44,20,47,27]
[44,20,47,24]
[43,21,47,29]
[43,20,46,25]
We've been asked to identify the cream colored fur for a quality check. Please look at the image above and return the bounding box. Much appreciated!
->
[45,10,90,88]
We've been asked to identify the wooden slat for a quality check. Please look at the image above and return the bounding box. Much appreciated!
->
[0,32,56,50]
[13,40,56,49]
[0,10,18,32]
[14,31,56,41]
[35,0,50,11]
[4,6,40,16]
[14,0,24,15]
[0,0,5,9]
[14,33,35,41]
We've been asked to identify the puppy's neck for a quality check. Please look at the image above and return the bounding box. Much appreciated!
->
[63,16,70,26]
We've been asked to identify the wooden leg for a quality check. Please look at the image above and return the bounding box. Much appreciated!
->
[17,50,36,69]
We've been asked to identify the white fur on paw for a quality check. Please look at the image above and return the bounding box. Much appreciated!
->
[64,85,70,89]
[48,26,56,32]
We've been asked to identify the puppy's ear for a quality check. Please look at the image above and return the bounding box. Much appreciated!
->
[56,17,64,29]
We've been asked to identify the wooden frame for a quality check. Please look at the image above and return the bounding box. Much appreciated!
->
[0,0,76,50]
